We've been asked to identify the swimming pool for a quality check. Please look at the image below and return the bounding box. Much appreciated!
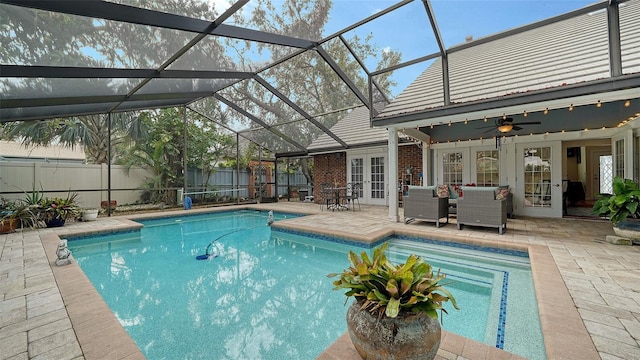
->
[67,210,545,360]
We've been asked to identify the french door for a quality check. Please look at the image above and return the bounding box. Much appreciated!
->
[348,152,387,206]
[515,141,562,218]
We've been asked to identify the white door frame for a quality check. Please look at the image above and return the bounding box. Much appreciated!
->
[515,141,563,218]
[347,149,388,206]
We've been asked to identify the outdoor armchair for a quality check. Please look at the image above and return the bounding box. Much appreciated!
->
[403,186,449,227]
[456,186,507,235]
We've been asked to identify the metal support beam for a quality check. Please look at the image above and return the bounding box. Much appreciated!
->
[316,47,369,106]
[107,113,112,217]
[338,35,391,105]
[236,133,240,205]
[0,65,254,80]
[422,0,446,56]
[607,0,623,77]
[2,0,313,49]
[254,76,348,148]
[213,94,308,153]
[183,106,188,204]
[441,56,451,106]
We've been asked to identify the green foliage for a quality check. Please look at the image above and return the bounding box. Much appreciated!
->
[592,177,640,225]
[328,242,458,320]
[39,193,81,221]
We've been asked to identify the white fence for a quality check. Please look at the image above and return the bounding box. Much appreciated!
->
[1,161,311,207]
[0,161,152,208]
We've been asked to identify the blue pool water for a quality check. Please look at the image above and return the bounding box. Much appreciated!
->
[67,210,545,360]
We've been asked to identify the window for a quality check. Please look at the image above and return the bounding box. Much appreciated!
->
[476,150,499,186]
[442,152,463,185]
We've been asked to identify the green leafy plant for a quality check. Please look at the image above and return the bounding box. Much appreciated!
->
[1,199,38,231]
[39,193,81,222]
[328,242,458,320]
[592,177,640,225]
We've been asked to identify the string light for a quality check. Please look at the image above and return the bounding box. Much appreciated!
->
[448,121,451,127]
[464,119,468,124]
[523,111,528,117]
[625,100,631,107]
[430,124,434,129]
[544,108,549,115]
[483,116,488,122]
[569,104,574,111]
[596,100,602,108]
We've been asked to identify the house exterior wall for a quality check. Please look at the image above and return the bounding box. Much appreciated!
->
[398,144,423,187]
[312,152,347,202]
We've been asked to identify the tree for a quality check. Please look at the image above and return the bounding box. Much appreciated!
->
[0,113,148,164]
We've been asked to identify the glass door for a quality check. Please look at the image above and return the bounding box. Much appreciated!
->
[348,153,387,206]
[516,142,562,217]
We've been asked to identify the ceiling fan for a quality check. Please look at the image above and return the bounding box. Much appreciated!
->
[480,117,541,133]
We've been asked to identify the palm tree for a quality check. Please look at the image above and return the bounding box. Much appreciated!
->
[0,113,148,164]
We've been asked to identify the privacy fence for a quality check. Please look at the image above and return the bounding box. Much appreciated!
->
[1,161,310,208]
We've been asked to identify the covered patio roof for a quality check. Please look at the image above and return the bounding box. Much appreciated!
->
[2,0,636,156]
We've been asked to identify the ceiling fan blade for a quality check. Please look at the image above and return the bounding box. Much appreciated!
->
[483,128,497,133]
[512,125,523,131]
[513,121,541,125]
[476,125,496,129]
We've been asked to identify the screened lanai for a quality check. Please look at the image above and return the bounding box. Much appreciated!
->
[2,0,639,212]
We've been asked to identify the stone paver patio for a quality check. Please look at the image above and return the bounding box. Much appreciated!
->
[1,202,639,359]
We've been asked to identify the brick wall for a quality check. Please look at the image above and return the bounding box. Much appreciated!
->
[397,144,423,187]
[313,152,347,202]
[312,145,424,204]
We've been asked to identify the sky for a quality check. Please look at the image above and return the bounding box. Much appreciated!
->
[209,0,599,96]
[323,0,599,95]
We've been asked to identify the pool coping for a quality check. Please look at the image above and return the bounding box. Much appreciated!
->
[44,207,599,360]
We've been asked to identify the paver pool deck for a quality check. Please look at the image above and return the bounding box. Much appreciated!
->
[1,203,639,360]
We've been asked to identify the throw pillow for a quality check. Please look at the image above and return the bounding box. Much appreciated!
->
[496,186,510,200]
[436,185,449,198]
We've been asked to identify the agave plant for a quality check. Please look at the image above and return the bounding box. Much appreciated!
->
[328,242,458,320]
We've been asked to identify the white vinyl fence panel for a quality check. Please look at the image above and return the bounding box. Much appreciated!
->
[0,161,152,207]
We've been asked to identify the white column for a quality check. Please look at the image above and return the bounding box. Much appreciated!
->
[388,128,399,222]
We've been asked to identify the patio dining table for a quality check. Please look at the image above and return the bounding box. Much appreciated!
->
[325,187,349,211]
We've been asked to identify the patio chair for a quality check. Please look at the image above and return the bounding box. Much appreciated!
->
[456,186,507,235]
[320,183,339,211]
[345,183,361,211]
[403,186,449,227]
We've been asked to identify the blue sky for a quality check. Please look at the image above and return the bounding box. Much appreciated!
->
[323,0,598,95]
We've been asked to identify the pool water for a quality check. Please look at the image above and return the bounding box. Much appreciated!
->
[67,210,545,360]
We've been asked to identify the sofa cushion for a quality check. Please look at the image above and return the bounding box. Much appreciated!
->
[496,186,510,200]
[449,185,462,199]
[436,185,449,198]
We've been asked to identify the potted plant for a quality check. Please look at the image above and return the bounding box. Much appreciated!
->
[1,199,38,233]
[328,242,458,360]
[39,193,81,227]
[592,176,640,243]
[80,208,99,221]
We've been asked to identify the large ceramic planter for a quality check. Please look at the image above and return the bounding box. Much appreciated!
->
[81,209,99,221]
[613,220,640,244]
[45,217,66,228]
[1,218,19,234]
[346,301,441,360]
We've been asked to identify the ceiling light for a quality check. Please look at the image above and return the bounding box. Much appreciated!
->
[569,104,574,111]
[497,124,513,133]
[625,100,631,107]
[544,108,549,115]
[596,100,602,108]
